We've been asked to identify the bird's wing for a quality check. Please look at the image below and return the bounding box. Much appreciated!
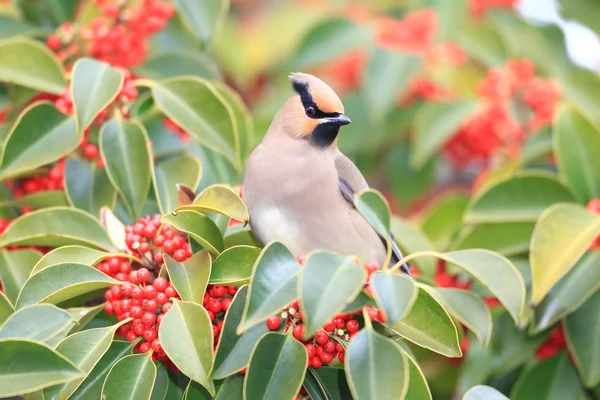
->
[335,153,410,274]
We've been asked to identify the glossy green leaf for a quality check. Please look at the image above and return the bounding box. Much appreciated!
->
[0,291,13,325]
[102,353,157,400]
[164,251,211,304]
[390,287,461,357]
[16,263,120,309]
[312,367,353,399]
[534,251,600,332]
[176,184,248,223]
[71,58,124,132]
[565,291,600,387]
[346,325,409,400]
[0,207,115,250]
[300,252,365,337]
[465,173,575,223]
[238,241,300,333]
[293,18,370,68]
[554,104,600,204]
[391,217,436,277]
[212,81,253,161]
[159,300,215,394]
[64,157,117,217]
[44,322,126,400]
[463,385,509,400]
[0,190,68,209]
[452,222,534,257]
[153,153,202,214]
[530,203,600,305]
[354,189,391,239]
[419,193,470,250]
[134,53,221,80]
[362,48,422,123]
[150,363,169,400]
[0,15,43,39]
[152,77,238,166]
[342,291,376,314]
[172,0,229,49]
[0,102,78,180]
[303,369,328,400]
[0,248,42,304]
[67,302,107,334]
[213,286,270,379]
[224,226,261,248]
[185,373,244,400]
[210,246,260,285]
[511,352,583,400]
[370,271,417,325]
[429,288,492,347]
[31,245,113,276]
[100,117,153,220]
[0,37,66,94]
[0,304,74,344]
[411,100,478,168]
[0,339,83,397]
[245,332,307,400]
[161,210,224,254]
[402,346,432,400]
[69,340,136,400]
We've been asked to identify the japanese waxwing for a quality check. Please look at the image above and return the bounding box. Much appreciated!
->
[242,72,410,273]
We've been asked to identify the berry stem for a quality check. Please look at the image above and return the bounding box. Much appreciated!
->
[382,236,393,271]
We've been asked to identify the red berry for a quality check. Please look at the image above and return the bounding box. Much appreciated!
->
[162,240,175,253]
[324,340,336,353]
[210,285,226,298]
[137,268,150,283]
[266,316,281,330]
[120,262,132,274]
[153,277,169,292]
[46,34,61,50]
[305,344,317,358]
[346,320,359,333]
[143,224,157,239]
[134,323,145,336]
[110,286,122,300]
[141,312,156,326]
[126,330,138,341]
[115,272,128,282]
[315,331,328,345]
[145,299,158,312]
[334,318,345,329]
[153,250,164,264]
[311,357,322,369]
[208,298,222,313]
[129,271,139,284]
[139,342,151,353]
[143,285,157,299]
[293,324,305,341]
[121,283,133,297]
[207,310,215,321]
[335,343,344,353]
[173,249,187,262]
[131,305,144,318]
[120,299,131,312]
[162,302,172,313]
[83,144,98,159]
[151,339,162,353]
[138,242,150,254]
[323,320,335,333]
[156,292,168,304]
[338,352,345,363]
[228,286,238,296]
[157,314,164,324]
[165,286,177,298]
[104,302,114,314]
[143,328,158,342]
[221,297,232,311]
[108,258,120,272]
[154,234,165,247]
[320,352,333,364]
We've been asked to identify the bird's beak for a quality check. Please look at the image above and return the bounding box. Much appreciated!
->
[321,114,351,126]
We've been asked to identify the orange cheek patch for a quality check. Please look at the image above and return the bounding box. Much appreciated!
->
[302,118,319,136]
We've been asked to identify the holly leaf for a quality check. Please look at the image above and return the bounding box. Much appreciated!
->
[64,157,117,217]
[163,251,211,304]
[175,184,248,223]
[153,153,202,214]
[370,271,418,325]
[101,353,157,400]
[0,304,74,344]
[210,246,260,286]
[0,248,42,304]
[161,210,224,254]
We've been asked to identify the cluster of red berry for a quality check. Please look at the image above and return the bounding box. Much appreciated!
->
[46,0,174,67]
[125,214,193,272]
[535,325,567,360]
[376,10,437,55]
[10,159,65,204]
[104,267,179,368]
[587,199,600,250]
[469,0,517,19]
[203,284,238,346]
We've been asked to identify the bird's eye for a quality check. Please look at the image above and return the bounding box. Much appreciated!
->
[305,106,316,117]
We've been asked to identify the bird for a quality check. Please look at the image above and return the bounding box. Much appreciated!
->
[242,72,410,274]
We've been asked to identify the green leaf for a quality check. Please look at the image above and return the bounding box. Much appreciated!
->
[452,222,534,257]
[0,37,66,94]
[185,374,244,400]
[71,58,124,132]
[300,252,365,337]
[0,338,83,397]
[69,340,136,400]
[554,104,600,204]
[0,304,74,344]
[407,250,526,324]
[370,271,417,325]
[245,332,307,400]
[557,0,600,42]
[161,210,224,254]
[171,0,229,49]
[534,251,600,332]
[0,15,44,40]
[150,363,169,400]
[64,157,117,217]
[419,193,470,250]
[31,245,114,276]
[164,251,211,304]
[313,367,353,399]
[0,207,115,250]
[210,245,260,285]
[0,102,78,180]
[411,100,478,168]
[224,226,261,248]
[0,291,13,325]
[293,18,370,68]
[429,288,492,347]
[362,48,422,123]
[391,217,436,277]
[390,286,461,357]
[238,241,300,333]
[176,184,248,223]
[354,189,391,239]
[402,346,432,400]
[159,300,214,394]
[134,53,221,80]
[465,173,576,223]
[213,286,270,379]
[463,385,509,400]
[153,153,202,214]
[100,117,153,220]
[152,77,239,166]
[67,302,107,334]
[346,325,409,400]
[511,352,584,400]
[0,248,42,304]
[0,190,68,210]
[102,352,157,400]
[303,370,328,400]
[565,291,600,387]
[16,263,120,309]
[44,322,126,400]
[342,291,376,314]
[530,203,600,305]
